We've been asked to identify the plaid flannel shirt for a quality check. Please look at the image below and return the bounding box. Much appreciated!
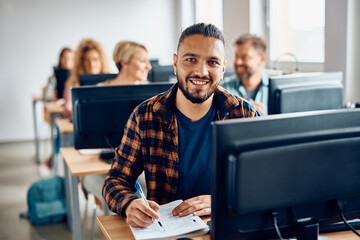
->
[102,83,260,217]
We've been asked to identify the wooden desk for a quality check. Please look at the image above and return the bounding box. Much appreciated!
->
[56,117,74,134]
[97,215,359,240]
[44,101,64,124]
[55,117,74,148]
[61,147,111,240]
[32,95,43,164]
[321,230,360,240]
[97,215,211,240]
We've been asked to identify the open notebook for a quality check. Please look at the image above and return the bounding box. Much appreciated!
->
[129,200,210,240]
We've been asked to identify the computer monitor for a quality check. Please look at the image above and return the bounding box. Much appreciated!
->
[53,67,70,99]
[79,73,117,86]
[268,72,343,115]
[150,59,160,66]
[148,65,175,82]
[211,109,360,240]
[71,82,174,149]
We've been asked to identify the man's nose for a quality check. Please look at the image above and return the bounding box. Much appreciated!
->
[194,62,209,77]
[235,57,243,66]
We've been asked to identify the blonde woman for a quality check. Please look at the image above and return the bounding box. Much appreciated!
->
[98,41,152,86]
[63,38,111,118]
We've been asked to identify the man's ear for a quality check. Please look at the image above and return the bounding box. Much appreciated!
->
[220,60,226,82]
[260,53,266,64]
[222,60,227,74]
[173,53,178,75]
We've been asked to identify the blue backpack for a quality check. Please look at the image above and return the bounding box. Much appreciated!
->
[26,176,67,225]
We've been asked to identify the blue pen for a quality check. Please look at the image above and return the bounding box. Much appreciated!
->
[135,181,151,209]
[135,181,165,230]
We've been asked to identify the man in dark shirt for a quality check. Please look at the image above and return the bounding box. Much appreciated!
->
[103,23,259,227]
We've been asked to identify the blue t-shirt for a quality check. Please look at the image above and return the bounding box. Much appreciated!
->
[175,103,217,200]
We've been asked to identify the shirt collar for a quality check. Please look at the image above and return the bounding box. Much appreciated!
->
[261,72,269,86]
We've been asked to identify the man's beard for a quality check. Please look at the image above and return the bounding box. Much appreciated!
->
[236,65,255,82]
[177,74,219,104]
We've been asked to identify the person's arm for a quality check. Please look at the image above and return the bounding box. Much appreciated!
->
[63,85,72,118]
[44,75,56,101]
[171,195,211,217]
[125,198,160,227]
[251,101,265,116]
[242,98,261,117]
[102,110,159,225]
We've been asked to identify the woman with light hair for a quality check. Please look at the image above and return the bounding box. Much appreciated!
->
[63,38,111,118]
[98,41,152,86]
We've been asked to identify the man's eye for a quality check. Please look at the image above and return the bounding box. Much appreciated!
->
[186,58,195,62]
[243,56,251,61]
[209,60,219,65]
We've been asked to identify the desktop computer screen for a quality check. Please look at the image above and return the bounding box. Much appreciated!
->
[148,65,175,82]
[268,72,343,115]
[211,109,360,240]
[53,67,69,99]
[79,73,117,86]
[71,82,174,149]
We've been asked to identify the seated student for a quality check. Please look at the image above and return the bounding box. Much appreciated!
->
[38,48,74,176]
[102,23,260,228]
[221,34,268,115]
[98,41,152,86]
[63,38,111,118]
[44,47,74,101]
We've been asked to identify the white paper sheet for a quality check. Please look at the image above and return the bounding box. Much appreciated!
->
[129,200,209,240]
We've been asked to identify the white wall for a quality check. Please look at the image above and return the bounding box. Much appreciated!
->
[346,0,360,103]
[0,0,178,142]
[324,0,360,103]
[222,0,250,67]
[324,0,348,101]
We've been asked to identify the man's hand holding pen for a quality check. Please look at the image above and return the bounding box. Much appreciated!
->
[125,181,160,228]
[125,198,160,227]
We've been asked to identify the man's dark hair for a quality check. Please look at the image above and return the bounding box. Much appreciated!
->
[177,23,225,50]
[235,34,267,54]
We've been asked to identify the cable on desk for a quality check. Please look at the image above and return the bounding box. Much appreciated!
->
[272,211,285,240]
[105,136,116,151]
[337,199,360,238]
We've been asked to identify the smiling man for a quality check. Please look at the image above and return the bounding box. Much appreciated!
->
[221,34,268,115]
[102,23,259,228]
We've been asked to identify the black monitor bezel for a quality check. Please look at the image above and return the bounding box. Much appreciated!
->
[71,82,174,149]
[268,72,343,115]
[79,73,118,86]
[53,67,70,99]
[148,65,175,82]
[211,109,360,240]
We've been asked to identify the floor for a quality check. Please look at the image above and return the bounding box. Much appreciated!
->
[0,140,107,240]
